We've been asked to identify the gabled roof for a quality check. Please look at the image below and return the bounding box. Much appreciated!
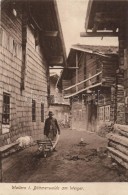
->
[67,44,118,68]
[1,0,67,67]
[71,44,118,55]
[57,44,118,88]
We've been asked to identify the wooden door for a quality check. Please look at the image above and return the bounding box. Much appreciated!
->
[87,100,97,132]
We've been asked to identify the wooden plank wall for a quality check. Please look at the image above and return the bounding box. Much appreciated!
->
[63,52,86,95]
[124,48,128,95]
[124,70,128,93]
[86,54,100,86]
[26,26,48,140]
[124,46,128,123]
[62,80,71,90]
[98,88,111,106]
[71,98,87,131]
[71,71,77,93]
[102,57,117,86]
[78,53,86,91]
[0,8,48,146]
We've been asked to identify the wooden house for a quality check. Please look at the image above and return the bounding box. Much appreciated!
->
[49,73,70,127]
[82,0,128,168]
[59,44,118,131]
[0,0,67,146]
[82,0,128,125]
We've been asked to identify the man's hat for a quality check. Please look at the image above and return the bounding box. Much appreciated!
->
[48,111,54,116]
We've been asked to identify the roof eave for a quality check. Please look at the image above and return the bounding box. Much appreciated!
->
[85,0,94,31]
[53,0,67,67]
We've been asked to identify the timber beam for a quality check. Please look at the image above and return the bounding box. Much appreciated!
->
[94,12,119,23]
[49,67,79,69]
[80,32,119,37]
[49,56,63,66]
[44,31,58,37]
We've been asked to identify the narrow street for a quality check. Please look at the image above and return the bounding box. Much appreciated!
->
[2,129,128,182]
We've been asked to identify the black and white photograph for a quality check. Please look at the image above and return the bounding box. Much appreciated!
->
[0,0,128,194]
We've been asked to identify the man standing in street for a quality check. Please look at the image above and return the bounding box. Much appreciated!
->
[44,111,60,141]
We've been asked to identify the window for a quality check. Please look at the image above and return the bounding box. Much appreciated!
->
[32,100,36,122]
[41,103,44,122]
[105,105,110,121]
[2,93,10,124]
[125,97,128,124]
[99,107,104,121]
[99,105,110,122]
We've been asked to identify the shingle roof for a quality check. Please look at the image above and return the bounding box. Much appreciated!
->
[72,44,118,55]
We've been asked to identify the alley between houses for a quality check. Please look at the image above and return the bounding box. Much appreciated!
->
[2,129,128,183]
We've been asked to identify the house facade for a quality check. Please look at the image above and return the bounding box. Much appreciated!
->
[82,0,128,125]
[82,0,128,168]
[60,45,118,132]
[0,0,66,146]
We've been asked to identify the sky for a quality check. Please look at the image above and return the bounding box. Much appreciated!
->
[57,0,118,55]
[51,0,118,75]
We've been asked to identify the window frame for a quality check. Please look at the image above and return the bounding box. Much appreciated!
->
[98,106,104,121]
[32,99,36,122]
[41,103,44,122]
[2,92,10,125]
[105,105,110,122]
[98,105,110,122]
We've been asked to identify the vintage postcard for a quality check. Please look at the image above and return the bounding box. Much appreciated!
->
[0,0,128,194]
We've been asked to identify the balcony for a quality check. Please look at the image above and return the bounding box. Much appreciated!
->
[63,71,102,98]
[63,55,117,99]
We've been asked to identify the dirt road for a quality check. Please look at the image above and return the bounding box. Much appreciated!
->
[2,129,128,182]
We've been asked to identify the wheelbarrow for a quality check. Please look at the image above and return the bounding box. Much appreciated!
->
[36,134,60,157]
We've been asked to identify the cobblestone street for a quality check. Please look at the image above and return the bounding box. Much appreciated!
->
[2,129,128,183]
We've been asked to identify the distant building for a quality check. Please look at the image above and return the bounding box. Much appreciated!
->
[49,73,70,128]
[59,44,118,132]
[0,0,66,146]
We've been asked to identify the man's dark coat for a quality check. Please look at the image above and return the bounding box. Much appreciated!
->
[44,117,60,136]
